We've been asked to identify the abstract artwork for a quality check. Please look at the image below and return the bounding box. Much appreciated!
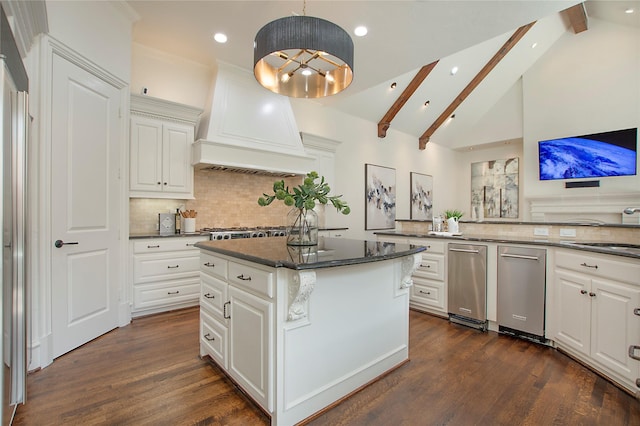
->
[471,158,519,219]
[365,164,396,230]
[410,172,433,220]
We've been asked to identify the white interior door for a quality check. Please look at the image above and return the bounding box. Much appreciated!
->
[50,53,121,358]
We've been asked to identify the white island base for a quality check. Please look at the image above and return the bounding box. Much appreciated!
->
[197,239,422,426]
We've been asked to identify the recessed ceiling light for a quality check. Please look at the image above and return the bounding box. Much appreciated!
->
[214,33,228,43]
[424,100,430,107]
[450,66,459,75]
[390,82,397,89]
[531,42,538,49]
[354,26,368,37]
[624,8,634,14]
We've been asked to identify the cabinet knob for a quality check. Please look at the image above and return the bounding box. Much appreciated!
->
[580,290,588,295]
[157,181,161,185]
[164,182,168,185]
[589,292,596,297]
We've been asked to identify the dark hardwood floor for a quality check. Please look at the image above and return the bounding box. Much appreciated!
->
[14,307,640,425]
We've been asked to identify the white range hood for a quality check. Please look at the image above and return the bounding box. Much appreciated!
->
[193,62,315,176]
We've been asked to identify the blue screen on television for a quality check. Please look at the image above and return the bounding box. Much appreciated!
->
[538,128,637,180]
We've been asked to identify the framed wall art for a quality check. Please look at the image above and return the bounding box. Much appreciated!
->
[470,157,519,219]
[410,172,433,220]
[365,164,396,230]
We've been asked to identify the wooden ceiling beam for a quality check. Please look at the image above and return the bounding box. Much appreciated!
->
[563,3,588,34]
[377,61,439,138]
[418,22,536,150]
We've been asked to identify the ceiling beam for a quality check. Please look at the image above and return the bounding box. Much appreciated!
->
[418,22,536,150]
[377,61,439,138]
[563,3,588,34]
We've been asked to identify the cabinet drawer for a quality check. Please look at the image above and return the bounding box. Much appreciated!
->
[413,253,445,281]
[228,261,274,298]
[556,249,640,285]
[201,273,228,320]
[200,252,228,280]
[410,239,446,254]
[134,253,200,283]
[411,278,445,310]
[133,237,207,254]
[200,309,228,369]
[133,277,200,310]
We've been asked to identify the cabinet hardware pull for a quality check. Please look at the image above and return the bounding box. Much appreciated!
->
[580,290,588,295]
[580,262,598,269]
[204,333,215,342]
[186,243,196,247]
[167,265,179,269]
[420,264,431,268]
[419,290,431,295]
[223,301,231,319]
[589,292,596,297]
[204,262,215,267]
[634,308,640,317]
[167,290,179,295]
[147,245,160,248]
[204,293,215,299]
[237,274,252,281]
[500,253,539,261]
[628,345,640,361]
[164,182,167,185]
[449,248,479,254]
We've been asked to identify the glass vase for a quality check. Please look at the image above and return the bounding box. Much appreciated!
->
[286,208,319,246]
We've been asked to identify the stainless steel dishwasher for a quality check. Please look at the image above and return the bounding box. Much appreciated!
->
[448,243,488,331]
[497,245,547,342]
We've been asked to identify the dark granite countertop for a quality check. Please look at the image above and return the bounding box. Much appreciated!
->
[375,231,640,260]
[195,237,426,270]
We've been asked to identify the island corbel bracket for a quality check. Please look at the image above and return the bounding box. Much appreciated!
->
[400,254,422,289]
[287,270,317,321]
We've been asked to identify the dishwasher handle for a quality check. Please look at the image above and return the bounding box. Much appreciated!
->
[449,248,480,254]
[500,253,540,261]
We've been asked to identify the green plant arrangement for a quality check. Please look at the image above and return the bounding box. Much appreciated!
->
[444,209,464,220]
[258,171,350,245]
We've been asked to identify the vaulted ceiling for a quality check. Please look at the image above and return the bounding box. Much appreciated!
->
[128,1,639,150]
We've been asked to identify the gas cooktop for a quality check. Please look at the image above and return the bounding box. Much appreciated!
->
[200,227,288,240]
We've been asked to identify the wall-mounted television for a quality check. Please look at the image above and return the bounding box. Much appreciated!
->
[538,127,637,181]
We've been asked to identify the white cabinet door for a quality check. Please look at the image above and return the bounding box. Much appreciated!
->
[590,278,640,381]
[162,122,193,194]
[130,116,163,192]
[228,286,272,412]
[130,116,194,197]
[554,269,591,356]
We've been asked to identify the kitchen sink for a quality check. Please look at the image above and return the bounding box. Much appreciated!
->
[571,242,640,255]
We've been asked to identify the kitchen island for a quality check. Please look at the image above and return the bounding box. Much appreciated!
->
[195,237,425,426]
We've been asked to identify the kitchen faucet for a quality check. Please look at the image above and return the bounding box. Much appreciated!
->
[623,207,640,214]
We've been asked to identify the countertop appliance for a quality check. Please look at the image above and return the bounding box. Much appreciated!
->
[448,243,488,331]
[1,6,29,424]
[497,245,547,342]
[203,227,289,240]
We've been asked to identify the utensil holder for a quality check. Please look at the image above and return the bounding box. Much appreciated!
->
[183,218,196,233]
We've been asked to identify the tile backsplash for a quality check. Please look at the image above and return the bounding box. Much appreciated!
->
[130,170,303,234]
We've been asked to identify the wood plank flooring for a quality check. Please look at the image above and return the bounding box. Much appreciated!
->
[14,308,640,425]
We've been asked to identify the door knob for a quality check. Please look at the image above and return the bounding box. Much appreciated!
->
[54,239,79,248]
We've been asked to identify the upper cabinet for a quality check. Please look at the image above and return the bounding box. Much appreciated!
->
[129,94,202,199]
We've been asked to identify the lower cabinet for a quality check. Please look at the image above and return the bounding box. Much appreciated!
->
[554,249,640,394]
[199,251,273,412]
[402,239,447,316]
[131,235,207,316]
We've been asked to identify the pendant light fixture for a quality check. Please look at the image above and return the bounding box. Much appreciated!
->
[253,0,354,98]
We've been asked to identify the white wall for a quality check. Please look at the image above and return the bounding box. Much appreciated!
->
[45,0,132,81]
[522,18,640,200]
[291,100,459,240]
[131,43,214,109]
